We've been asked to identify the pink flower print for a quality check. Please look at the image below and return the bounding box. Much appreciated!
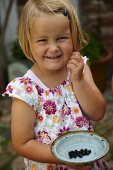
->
[102,160,108,170]
[35,85,44,95]
[75,116,85,128]
[55,88,62,96]
[58,126,70,136]
[62,80,66,86]
[83,117,93,131]
[38,131,51,143]
[20,77,32,85]
[49,89,55,94]
[47,164,56,170]
[96,160,101,168]
[62,102,71,116]
[50,88,62,96]
[43,100,56,115]
[88,122,93,131]
[36,114,43,122]
[31,105,37,112]
[7,85,13,93]
[24,85,33,94]
[57,166,68,170]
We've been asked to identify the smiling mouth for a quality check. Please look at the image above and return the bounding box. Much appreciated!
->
[46,55,61,59]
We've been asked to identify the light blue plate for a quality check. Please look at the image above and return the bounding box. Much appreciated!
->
[51,131,110,164]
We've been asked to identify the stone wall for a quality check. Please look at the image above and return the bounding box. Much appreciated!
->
[80,0,113,49]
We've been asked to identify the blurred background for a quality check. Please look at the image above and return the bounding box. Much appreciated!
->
[0,0,113,169]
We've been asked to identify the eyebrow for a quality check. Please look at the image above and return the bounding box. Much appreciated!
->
[58,32,71,37]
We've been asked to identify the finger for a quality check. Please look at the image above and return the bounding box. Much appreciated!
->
[71,53,83,63]
[68,58,83,68]
[75,163,94,170]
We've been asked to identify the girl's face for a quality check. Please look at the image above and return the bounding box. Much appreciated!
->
[30,13,73,72]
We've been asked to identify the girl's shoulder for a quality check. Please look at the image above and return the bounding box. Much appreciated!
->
[2,70,39,111]
[3,70,35,94]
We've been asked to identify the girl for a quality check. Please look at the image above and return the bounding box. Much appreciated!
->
[3,0,107,169]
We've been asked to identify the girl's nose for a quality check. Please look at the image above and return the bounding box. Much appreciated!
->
[48,42,59,52]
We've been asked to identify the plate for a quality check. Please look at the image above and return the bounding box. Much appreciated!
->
[51,131,110,164]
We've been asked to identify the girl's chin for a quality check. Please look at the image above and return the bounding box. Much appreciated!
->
[45,64,65,71]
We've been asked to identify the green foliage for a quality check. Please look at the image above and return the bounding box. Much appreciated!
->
[11,40,26,60]
[81,32,105,64]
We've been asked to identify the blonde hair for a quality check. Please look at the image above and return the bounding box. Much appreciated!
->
[19,0,88,62]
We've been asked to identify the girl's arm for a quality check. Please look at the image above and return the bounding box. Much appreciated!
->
[72,63,106,121]
[11,98,94,170]
[11,98,60,164]
[67,52,106,121]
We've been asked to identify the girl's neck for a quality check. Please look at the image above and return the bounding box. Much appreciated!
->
[31,64,67,89]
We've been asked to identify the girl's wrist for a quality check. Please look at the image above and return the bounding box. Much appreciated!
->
[71,76,85,88]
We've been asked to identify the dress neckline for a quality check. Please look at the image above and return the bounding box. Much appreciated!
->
[26,69,70,90]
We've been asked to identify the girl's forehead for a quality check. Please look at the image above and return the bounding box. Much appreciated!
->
[31,13,70,35]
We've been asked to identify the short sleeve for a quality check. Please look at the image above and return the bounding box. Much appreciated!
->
[2,77,38,112]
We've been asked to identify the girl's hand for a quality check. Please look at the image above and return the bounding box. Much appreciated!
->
[67,51,84,83]
[66,162,94,170]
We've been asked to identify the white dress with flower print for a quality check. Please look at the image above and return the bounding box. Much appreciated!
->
[3,69,108,170]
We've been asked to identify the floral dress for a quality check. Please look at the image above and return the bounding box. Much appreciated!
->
[3,69,108,170]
